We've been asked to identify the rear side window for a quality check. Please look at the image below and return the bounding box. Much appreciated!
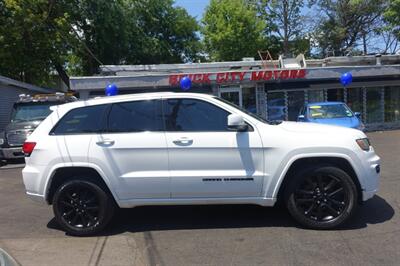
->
[51,105,108,135]
[164,98,230,131]
[107,100,163,132]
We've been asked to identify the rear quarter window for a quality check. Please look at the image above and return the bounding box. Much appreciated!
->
[50,104,108,135]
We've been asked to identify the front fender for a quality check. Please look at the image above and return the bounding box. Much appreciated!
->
[265,147,364,200]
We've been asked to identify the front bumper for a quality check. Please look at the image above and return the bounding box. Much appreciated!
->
[0,147,24,159]
[362,189,378,201]
[359,152,380,201]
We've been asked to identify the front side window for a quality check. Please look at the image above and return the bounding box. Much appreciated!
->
[164,98,230,131]
[51,105,108,134]
[108,100,163,132]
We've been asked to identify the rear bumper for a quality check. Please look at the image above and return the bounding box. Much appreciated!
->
[0,147,24,159]
[22,164,48,204]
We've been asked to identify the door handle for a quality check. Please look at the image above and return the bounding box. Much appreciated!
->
[96,139,115,146]
[173,137,193,146]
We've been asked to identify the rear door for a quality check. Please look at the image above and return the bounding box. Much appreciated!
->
[163,97,264,198]
[50,104,109,164]
[88,99,170,200]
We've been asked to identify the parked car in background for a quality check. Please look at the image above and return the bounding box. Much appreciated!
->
[22,92,380,236]
[0,93,76,162]
[298,102,365,131]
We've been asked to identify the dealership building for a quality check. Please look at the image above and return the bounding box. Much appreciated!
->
[70,54,400,130]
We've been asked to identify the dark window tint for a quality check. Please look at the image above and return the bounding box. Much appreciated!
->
[108,100,163,132]
[164,99,230,131]
[52,105,108,134]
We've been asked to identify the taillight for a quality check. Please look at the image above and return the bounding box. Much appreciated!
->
[22,142,36,156]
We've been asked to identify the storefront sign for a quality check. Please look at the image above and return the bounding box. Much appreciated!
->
[169,69,306,86]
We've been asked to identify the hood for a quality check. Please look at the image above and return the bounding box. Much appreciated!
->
[309,116,360,129]
[5,120,41,132]
[278,121,364,138]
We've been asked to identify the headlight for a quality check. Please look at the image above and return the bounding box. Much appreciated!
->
[0,138,3,145]
[356,138,370,151]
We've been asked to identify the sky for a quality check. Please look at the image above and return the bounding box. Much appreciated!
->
[174,0,210,21]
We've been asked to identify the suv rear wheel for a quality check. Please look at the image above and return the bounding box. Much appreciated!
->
[53,178,115,236]
[285,165,358,229]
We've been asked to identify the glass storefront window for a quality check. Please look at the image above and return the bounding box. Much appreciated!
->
[308,90,324,103]
[242,87,257,114]
[267,92,286,121]
[347,87,364,120]
[327,88,344,102]
[220,91,241,106]
[287,91,305,121]
[366,87,383,124]
[384,86,400,122]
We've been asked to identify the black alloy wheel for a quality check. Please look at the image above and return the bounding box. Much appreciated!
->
[53,179,115,236]
[285,165,358,229]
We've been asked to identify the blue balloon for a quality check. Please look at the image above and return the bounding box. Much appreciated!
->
[105,84,118,96]
[180,76,192,91]
[340,72,353,86]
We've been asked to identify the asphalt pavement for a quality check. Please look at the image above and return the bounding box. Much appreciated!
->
[0,130,399,266]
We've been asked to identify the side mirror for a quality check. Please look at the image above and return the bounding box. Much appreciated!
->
[354,112,361,118]
[298,114,305,121]
[227,114,248,132]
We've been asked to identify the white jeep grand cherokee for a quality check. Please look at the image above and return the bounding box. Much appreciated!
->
[22,92,380,236]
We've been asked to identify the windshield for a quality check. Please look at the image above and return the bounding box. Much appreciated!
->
[213,96,271,124]
[307,104,354,119]
[11,102,54,122]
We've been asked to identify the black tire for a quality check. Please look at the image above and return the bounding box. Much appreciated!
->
[53,178,115,236]
[284,165,358,229]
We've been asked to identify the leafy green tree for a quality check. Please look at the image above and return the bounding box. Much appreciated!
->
[258,0,305,56]
[0,0,71,86]
[124,0,201,64]
[62,0,131,75]
[202,0,266,61]
[311,0,387,57]
[384,0,400,49]
[0,0,201,87]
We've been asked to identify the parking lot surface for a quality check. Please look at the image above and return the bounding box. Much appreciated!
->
[0,130,399,266]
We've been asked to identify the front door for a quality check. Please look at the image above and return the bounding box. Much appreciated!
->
[163,97,264,198]
[219,87,242,107]
[88,99,170,200]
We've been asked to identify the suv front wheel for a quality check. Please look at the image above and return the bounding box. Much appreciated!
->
[285,165,358,229]
[53,178,115,236]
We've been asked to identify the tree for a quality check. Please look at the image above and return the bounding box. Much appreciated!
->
[54,0,202,74]
[384,0,400,52]
[0,0,72,86]
[0,0,201,87]
[258,0,305,56]
[123,0,201,64]
[202,0,266,61]
[311,0,387,57]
